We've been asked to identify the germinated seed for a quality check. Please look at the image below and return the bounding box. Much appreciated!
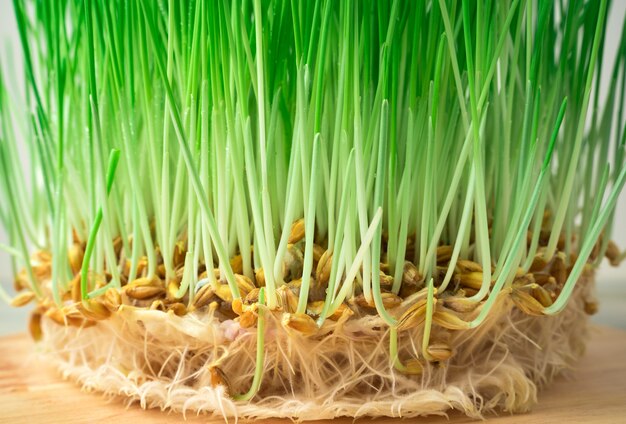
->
[10,291,36,307]
[288,218,306,244]
[282,313,318,336]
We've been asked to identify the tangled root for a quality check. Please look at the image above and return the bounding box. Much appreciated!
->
[38,272,595,421]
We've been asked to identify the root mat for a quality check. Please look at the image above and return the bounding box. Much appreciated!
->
[1,326,625,423]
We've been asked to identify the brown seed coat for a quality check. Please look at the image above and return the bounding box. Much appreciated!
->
[288,218,306,244]
[10,291,36,307]
[281,313,318,336]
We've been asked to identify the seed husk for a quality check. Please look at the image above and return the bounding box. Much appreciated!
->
[584,300,599,315]
[331,303,353,320]
[288,218,306,244]
[276,285,298,313]
[463,287,479,297]
[550,253,567,287]
[400,261,423,297]
[605,240,621,266]
[215,284,234,303]
[29,311,43,342]
[431,266,451,286]
[69,274,82,303]
[112,236,123,257]
[168,302,187,316]
[193,284,216,309]
[286,278,302,290]
[156,264,167,279]
[135,256,149,277]
[167,279,181,300]
[232,298,243,315]
[379,292,403,309]
[283,245,305,281]
[63,305,87,320]
[14,270,30,292]
[312,244,325,264]
[45,307,93,327]
[443,295,479,313]
[306,300,324,317]
[402,359,424,375]
[255,268,266,287]
[173,265,186,279]
[379,271,394,290]
[590,238,602,261]
[458,272,492,290]
[127,276,161,288]
[45,308,67,325]
[455,259,483,273]
[305,276,325,302]
[542,278,559,293]
[542,210,552,227]
[239,310,258,328]
[427,342,452,362]
[530,255,549,273]
[230,255,244,275]
[355,292,403,310]
[245,287,261,305]
[282,313,318,336]
[10,291,36,307]
[307,301,353,321]
[208,365,231,393]
[34,249,52,263]
[436,245,453,264]
[513,272,535,286]
[103,288,122,311]
[315,250,333,286]
[511,287,545,316]
[77,299,111,320]
[173,241,186,268]
[533,273,556,286]
[396,298,428,331]
[433,309,470,330]
[68,244,84,275]
[125,285,165,300]
[531,284,554,307]
[236,274,256,297]
[32,251,52,281]
[122,260,131,277]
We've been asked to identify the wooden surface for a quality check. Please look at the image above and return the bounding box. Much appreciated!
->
[1,327,626,423]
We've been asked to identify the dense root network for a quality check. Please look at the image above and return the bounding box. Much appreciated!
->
[36,272,594,421]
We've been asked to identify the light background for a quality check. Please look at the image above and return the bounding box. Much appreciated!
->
[0,1,625,334]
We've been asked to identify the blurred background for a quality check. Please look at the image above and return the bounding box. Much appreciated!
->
[0,1,625,335]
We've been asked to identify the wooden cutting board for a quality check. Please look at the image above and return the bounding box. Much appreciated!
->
[1,326,626,424]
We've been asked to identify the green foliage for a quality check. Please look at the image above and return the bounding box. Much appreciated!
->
[0,0,625,323]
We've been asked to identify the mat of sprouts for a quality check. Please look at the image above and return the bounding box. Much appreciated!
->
[1,0,625,421]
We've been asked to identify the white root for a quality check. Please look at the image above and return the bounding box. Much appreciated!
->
[38,273,594,421]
